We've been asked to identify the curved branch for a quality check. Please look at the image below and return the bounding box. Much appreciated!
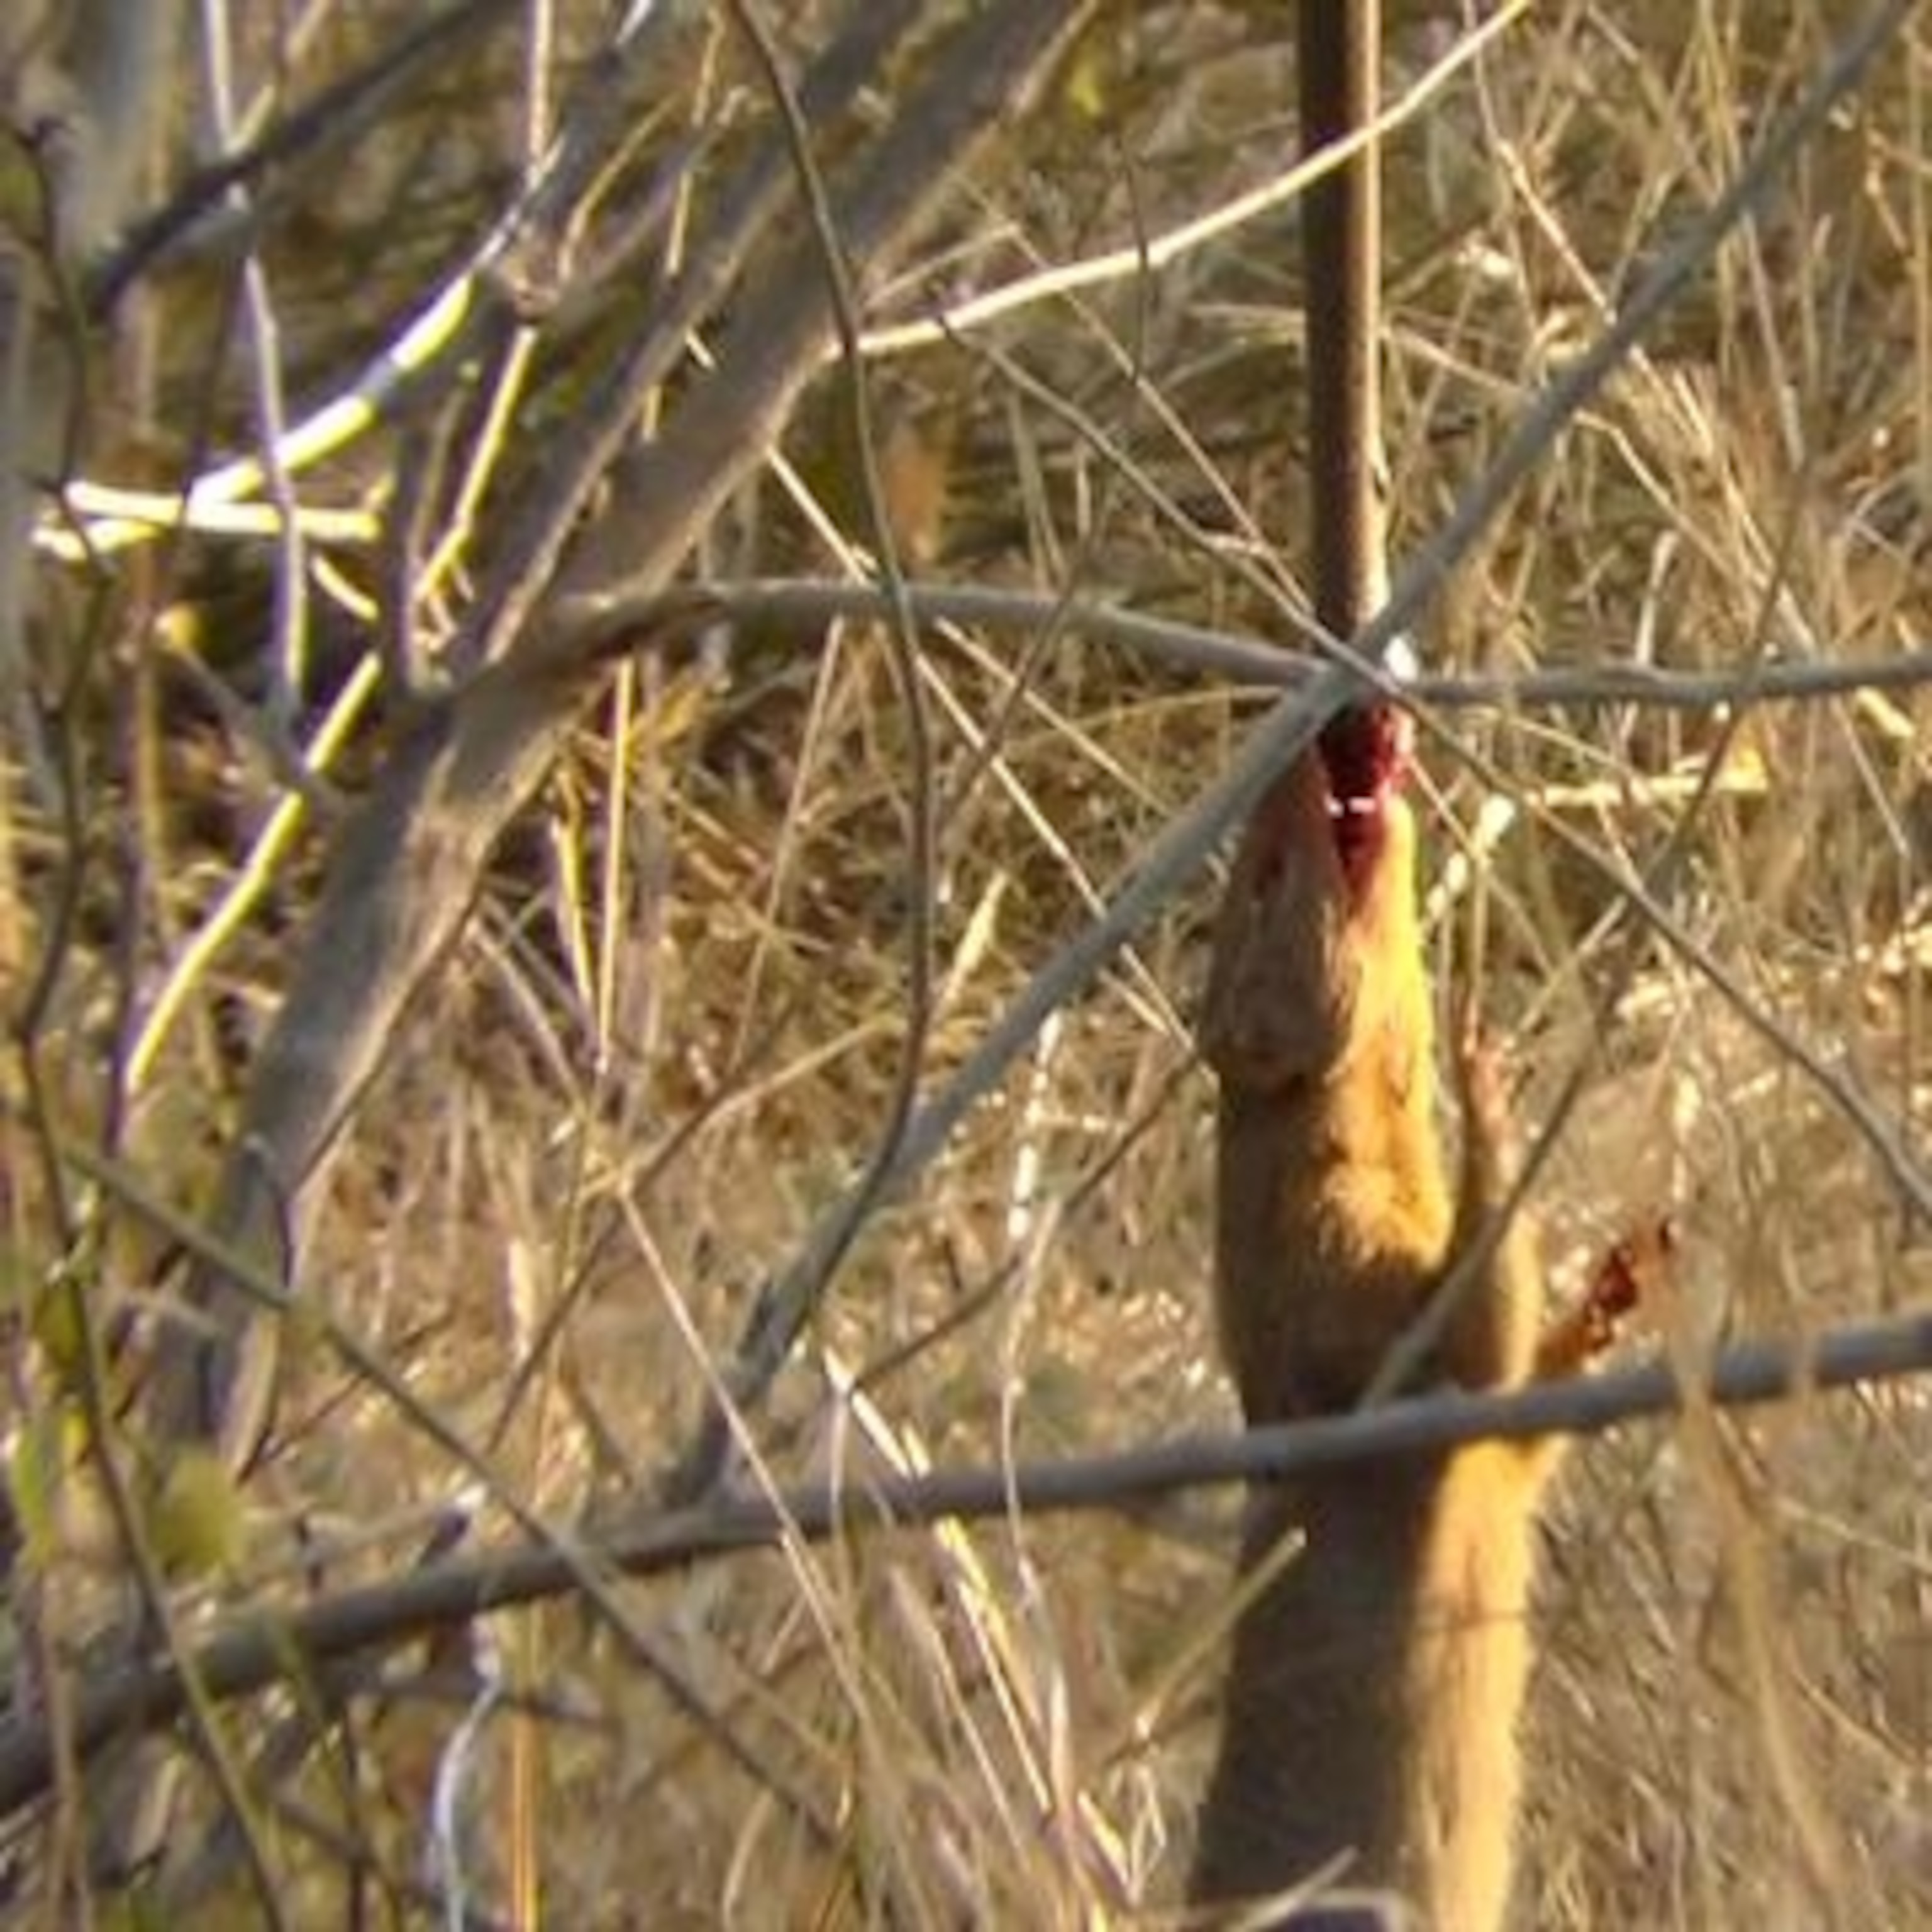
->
[541,575,1932,718]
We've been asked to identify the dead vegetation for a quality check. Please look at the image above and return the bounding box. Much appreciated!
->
[0,2,1929,1924]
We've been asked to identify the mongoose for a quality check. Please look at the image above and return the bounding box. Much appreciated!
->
[1189,712,1629,1930]
[1184,4,1638,1918]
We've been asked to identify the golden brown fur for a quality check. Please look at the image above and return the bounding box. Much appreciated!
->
[1191,750,1564,1932]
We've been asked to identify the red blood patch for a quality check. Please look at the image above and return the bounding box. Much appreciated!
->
[1318,704,1411,891]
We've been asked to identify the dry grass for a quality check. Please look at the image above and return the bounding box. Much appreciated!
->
[2,2,1930,1924]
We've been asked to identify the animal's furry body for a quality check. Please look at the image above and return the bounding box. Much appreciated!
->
[1190,743,1562,1932]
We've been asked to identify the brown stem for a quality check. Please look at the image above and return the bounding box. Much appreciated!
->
[1298,0,1383,640]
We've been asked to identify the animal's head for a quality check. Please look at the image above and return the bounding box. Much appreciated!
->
[1318,700,1414,897]
[1204,701,1420,1091]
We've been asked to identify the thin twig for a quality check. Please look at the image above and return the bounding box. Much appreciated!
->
[91,0,525,312]
[39,1119,837,1856]
[857,1,1535,359]
[141,0,1093,1482]
[197,0,309,723]
[70,0,705,562]
[713,0,941,1491]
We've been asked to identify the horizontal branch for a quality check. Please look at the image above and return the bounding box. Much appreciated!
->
[541,574,1932,716]
[3,1305,1926,1822]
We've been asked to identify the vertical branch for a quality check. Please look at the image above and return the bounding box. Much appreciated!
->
[1194,3,1410,1917]
[1298,0,1383,638]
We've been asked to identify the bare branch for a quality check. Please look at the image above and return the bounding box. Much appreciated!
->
[144,1,1101,1471]
[856,1,1533,360]
[667,0,1920,1502]
[91,0,523,313]
[541,575,1932,716]
[718,0,941,1455]
[3,1305,1929,1824]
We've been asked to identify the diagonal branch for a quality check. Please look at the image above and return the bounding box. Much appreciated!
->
[144,0,1101,1465]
